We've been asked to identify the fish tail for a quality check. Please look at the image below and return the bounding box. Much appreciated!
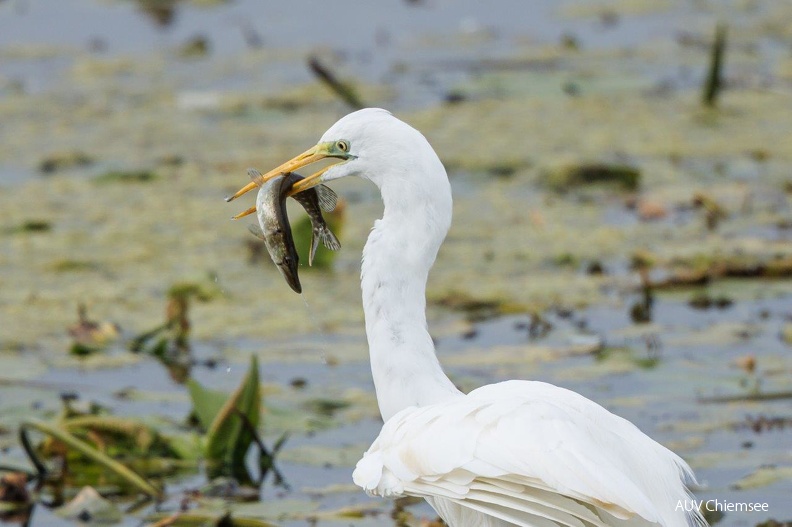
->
[320,225,341,251]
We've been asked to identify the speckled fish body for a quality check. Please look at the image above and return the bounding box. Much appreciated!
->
[251,173,302,293]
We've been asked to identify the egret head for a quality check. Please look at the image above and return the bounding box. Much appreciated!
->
[226,108,446,202]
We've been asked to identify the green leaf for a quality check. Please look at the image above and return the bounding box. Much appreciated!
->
[205,355,261,470]
[187,379,229,431]
[161,432,203,461]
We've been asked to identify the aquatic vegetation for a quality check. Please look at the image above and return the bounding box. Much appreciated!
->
[68,304,121,356]
[7,220,51,234]
[0,472,31,521]
[134,0,177,27]
[754,520,792,527]
[692,192,728,231]
[146,510,277,527]
[48,259,101,273]
[94,169,159,184]
[11,355,284,511]
[687,292,733,310]
[130,277,223,379]
[551,252,579,268]
[429,290,527,321]
[188,355,285,484]
[541,163,641,192]
[781,324,792,346]
[628,283,654,324]
[38,151,93,173]
[302,397,350,418]
[54,486,122,522]
[702,25,727,108]
[648,254,792,289]
[592,345,661,370]
[178,35,211,59]
[732,466,792,491]
[19,418,164,498]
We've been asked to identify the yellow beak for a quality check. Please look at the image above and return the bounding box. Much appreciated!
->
[225,142,349,205]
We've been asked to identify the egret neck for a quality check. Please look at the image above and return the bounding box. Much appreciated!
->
[360,159,462,422]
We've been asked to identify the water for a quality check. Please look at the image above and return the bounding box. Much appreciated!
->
[1,0,774,117]
[2,293,788,526]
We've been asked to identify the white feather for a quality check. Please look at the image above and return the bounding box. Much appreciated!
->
[353,381,702,527]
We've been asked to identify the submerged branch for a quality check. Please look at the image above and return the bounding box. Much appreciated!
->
[307,56,363,110]
[702,24,727,107]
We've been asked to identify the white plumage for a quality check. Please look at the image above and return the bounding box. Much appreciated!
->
[353,380,703,527]
[241,108,706,527]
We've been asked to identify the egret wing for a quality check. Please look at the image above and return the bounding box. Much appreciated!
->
[353,380,705,527]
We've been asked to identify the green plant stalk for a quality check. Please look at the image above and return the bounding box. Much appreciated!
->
[19,419,162,499]
[62,415,155,451]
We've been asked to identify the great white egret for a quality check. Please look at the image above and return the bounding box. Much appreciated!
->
[227,108,706,527]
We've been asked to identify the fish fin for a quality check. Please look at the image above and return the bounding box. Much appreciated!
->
[247,224,266,240]
[316,185,338,212]
[321,226,341,251]
[309,231,320,267]
[247,168,266,187]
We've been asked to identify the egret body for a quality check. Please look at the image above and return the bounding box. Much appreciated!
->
[228,108,706,527]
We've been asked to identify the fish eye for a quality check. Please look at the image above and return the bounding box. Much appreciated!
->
[336,140,350,153]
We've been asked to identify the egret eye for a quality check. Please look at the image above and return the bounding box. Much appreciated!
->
[336,140,350,153]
